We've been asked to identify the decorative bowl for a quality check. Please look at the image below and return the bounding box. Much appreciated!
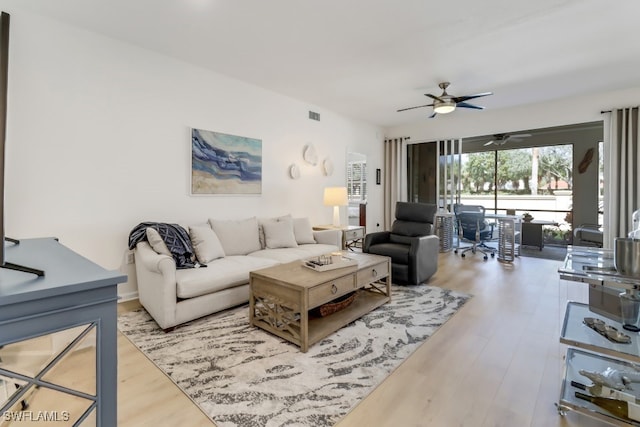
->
[614,237,640,277]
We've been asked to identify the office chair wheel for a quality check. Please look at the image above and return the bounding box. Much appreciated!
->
[454,249,458,254]
[483,255,488,260]
[461,253,465,258]
[491,253,495,258]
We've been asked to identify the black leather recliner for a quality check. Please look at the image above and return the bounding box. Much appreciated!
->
[363,202,439,285]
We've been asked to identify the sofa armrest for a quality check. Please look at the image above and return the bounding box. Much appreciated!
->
[313,229,341,247]
[135,241,174,274]
[364,231,391,252]
[134,241,179,330]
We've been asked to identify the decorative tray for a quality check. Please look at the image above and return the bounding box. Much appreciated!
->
[303,255,358,272]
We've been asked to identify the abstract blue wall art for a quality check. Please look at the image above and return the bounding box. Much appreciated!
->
[191,128,262,194]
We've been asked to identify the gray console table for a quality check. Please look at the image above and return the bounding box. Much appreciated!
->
[0,238,126,426]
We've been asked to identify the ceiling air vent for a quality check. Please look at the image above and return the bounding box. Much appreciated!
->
[308,111,320,121]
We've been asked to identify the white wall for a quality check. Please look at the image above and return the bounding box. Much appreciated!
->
[3,11,384,298]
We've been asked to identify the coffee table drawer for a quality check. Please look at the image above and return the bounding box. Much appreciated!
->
[357,261,389,285]
[309,274,355,307]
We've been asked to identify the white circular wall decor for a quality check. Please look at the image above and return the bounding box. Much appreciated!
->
[302,144,318,166]
[322,158,334,176]
[289,163,300,179]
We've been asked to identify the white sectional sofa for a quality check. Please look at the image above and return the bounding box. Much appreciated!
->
[134,215,341,330]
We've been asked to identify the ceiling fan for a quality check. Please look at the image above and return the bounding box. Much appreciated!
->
[397,82,493,118]
[483,133,532,146]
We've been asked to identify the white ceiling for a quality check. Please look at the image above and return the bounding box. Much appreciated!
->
[4,0,640,127]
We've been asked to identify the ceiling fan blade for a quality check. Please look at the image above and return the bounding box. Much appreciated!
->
[510,133,532,139]
[453,92,493,103]
[484,140,495,146]
[428,112,438,119]
[425,93,445,102]
[456,102,484,110]
[397,103,434,112]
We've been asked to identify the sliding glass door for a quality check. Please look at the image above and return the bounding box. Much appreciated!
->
[459,144,573,246]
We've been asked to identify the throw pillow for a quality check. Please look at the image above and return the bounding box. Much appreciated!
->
[189,224,225,263]
[293,217,316,244]
[209,217,261,255]
[262,218,298,249]
[146,227,171,256]
[258,214,293,249]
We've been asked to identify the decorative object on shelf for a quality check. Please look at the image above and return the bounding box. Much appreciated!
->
[614,237,640,277]
[574,391,640,422]
[583,317,631,343]
[322,158,334,176]
[323,187,348,227]
[302,144,318,166]
[288,163,300,180]
[571,380,638,402]
[191,128,262,195]
[310,291,358,318]
[620,288,640,331]
[580,367,640,391]
[522,212,534,222]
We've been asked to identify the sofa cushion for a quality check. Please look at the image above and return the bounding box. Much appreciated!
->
[293,217,316,244]
[146,227,171,256]
[189,224,225,263]
[209,217,261,256]
[175,255,278,299]
[263,217,298,249]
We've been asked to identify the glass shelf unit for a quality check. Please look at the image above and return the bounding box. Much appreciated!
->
[559,246,640,290]
[558,246,640,426]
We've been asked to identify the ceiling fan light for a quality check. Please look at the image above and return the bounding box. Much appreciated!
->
[433,100,456,114]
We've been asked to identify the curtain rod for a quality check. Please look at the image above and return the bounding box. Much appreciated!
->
[601,106,639,114]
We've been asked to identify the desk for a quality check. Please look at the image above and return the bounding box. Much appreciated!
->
[485,214,521,262]
[521,220,557,250]
[0,238,126,426]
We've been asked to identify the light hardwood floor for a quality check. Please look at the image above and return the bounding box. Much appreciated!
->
[116,252,612,427]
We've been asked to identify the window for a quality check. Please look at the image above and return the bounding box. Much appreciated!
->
[347,160,367,202]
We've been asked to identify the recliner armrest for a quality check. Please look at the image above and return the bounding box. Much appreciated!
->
[364,231,391,252]
[409,234,439,284]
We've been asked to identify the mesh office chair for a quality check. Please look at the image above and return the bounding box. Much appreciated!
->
[454,205,496,260]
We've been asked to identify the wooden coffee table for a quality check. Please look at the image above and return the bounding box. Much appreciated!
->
[249,252,391,352]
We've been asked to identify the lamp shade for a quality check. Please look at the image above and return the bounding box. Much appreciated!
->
[323,187,348,206]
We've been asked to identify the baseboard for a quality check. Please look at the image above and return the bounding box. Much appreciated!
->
[118,291,139,303]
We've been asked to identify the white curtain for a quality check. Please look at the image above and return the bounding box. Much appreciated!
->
[603,107,640,248]
[383,137,409,230]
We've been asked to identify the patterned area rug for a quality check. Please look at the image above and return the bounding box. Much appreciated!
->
[118,285,470,427]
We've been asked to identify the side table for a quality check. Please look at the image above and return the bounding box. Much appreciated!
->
[313,225,365,251]
[434,212,454,253]
[522,220,557,250]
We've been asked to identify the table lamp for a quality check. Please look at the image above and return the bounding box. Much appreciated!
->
[323,187,348,227]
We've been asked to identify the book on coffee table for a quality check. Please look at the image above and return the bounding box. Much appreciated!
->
[303,256,358,272]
